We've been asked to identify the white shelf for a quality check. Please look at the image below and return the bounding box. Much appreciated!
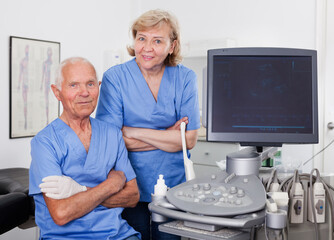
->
[182,38,237,58]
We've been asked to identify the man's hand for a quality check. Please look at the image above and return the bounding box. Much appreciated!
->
[39,175,87,199]
[107,170,126,193]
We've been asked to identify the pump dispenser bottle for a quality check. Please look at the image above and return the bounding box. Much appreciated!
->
[151,175,169,222]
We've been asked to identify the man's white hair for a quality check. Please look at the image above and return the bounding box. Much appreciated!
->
[54,57,96,90]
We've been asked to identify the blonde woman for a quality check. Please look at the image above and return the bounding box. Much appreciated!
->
[96,9,200,240]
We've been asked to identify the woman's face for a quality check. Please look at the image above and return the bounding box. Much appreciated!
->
[134,23,175,72]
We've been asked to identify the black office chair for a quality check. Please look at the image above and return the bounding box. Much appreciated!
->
[0,168,35,234]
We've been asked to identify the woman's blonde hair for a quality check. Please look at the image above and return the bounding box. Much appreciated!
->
[127,9,182,66]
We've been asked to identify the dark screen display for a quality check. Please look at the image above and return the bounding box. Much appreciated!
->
[211,56,313,135]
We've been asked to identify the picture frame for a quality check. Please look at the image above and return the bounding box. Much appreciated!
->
[10,36,60,138]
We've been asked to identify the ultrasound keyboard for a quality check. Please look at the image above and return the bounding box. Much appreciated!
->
[159,220,249,240]
[166,171,266,216]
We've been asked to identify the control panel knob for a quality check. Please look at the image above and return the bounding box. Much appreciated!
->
[203,183,211,191]
[230,186,237,194]
[192,184,200,191]
[237,189,245,198]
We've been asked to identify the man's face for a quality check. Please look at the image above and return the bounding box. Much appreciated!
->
[53,61,99,120]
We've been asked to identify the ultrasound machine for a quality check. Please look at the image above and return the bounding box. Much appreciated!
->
[149,48,334,239]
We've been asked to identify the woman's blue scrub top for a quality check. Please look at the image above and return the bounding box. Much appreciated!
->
[96,58,200,202]
[29,118,139,239]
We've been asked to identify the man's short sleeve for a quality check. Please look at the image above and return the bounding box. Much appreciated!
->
[29,134,62,196]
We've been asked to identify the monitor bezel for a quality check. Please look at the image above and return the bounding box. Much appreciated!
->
[206,47,318,147]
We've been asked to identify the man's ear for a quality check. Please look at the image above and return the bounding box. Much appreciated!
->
[51,84,61,101]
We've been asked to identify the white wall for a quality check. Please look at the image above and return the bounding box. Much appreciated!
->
[138,0,319,171]
[139,0,316,48]
[0,1,137,239]
[0,0,138,169]
[0,0,327,239]
[0,0,320,170]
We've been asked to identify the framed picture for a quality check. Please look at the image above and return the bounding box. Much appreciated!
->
[10,36,60,138]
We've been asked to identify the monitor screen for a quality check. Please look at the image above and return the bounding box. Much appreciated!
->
[206,48,318,147]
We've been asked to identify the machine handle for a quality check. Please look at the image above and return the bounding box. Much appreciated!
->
[148,201,265,228]
[328,122,334,130]
[181,122,196,181]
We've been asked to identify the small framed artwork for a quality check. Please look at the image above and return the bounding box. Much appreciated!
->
[9,36,60,138]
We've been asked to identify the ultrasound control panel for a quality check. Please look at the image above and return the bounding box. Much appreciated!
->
[166,171,266,216]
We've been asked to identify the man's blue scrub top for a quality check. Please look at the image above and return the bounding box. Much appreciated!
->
[29,117,139,240]
[96,58,200,202]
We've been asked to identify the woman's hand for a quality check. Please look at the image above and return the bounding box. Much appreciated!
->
[121,116,197,152]
[167,117,188,130]
[122,126,134,138]
[122,128,157,151]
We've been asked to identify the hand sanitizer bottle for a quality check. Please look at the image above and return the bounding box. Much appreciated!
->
[151,174,168,222]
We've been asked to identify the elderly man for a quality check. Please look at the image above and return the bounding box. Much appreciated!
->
[29,57,141,240]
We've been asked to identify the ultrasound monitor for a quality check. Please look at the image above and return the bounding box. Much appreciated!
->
[206,47,318,148]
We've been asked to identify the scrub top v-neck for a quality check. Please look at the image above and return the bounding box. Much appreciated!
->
[96,58,200,202]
